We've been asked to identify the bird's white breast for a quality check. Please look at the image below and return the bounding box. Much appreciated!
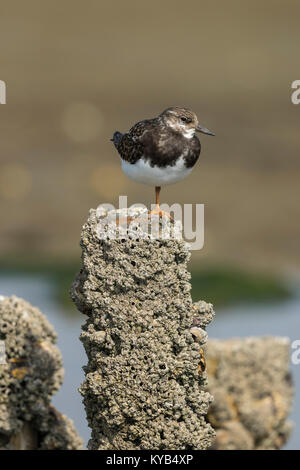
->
[121,156,193,186]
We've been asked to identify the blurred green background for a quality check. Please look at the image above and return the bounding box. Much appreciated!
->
[0,0,299,448]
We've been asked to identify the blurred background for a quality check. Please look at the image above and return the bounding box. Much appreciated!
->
[0,0,299,449]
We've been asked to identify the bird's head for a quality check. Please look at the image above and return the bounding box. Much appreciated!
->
[160,107,215,139]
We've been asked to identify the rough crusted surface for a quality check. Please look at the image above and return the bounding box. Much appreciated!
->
[70,207,215,450]
[0,295,83,450]
[206,337,293,450]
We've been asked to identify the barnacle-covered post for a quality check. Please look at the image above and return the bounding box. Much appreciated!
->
[206,337,293,450]
[0,295,83,450]
[71,207,215,450]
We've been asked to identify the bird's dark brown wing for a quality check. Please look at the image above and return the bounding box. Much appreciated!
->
[115,119,157,164]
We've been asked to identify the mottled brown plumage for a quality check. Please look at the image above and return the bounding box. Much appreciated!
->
[112,107,214,170]
[111,107,214,214]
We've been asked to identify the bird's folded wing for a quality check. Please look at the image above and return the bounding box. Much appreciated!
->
[117,119,156,164]
[117,132,144,164]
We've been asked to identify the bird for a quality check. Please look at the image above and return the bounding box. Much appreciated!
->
[111,107,214,218]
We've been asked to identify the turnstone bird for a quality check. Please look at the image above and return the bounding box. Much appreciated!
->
[112,107,214,216]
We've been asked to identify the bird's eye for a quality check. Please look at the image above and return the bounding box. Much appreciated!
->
[180,116,187,122]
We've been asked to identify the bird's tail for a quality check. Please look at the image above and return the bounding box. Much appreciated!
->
[110,131,123,149]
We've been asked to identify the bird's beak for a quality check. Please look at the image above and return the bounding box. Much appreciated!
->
[196,123,215,136]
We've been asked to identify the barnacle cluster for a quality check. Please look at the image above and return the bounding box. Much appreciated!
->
[71,208,215,450]
[0,295,83,450]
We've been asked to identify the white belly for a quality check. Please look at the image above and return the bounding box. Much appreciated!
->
[121,156,193,186]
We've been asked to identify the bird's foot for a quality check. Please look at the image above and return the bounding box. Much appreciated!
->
[115,216,134,227]
[148,206,174,222]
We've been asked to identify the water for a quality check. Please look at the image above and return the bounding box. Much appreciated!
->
[0,274,299,449]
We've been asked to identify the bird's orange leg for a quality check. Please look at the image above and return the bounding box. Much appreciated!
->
[149,186,173,220]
